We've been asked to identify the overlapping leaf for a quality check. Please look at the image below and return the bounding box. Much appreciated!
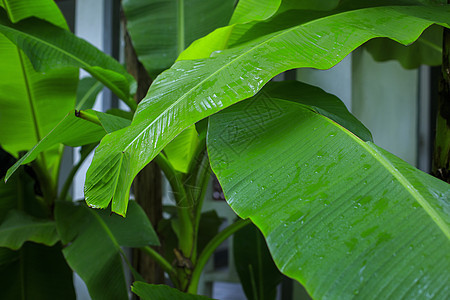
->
[0,8,136,108]
[233,223,284,300]
[0,0,67,27]
[0,4,77,180]
[0,210,58,249]
[122,0,235,78]
[229,0,281,25]
[364,25,443,68]
[55,201,159,300]
[5,110,107,181]
[85,5,450,215]
[207,82,450,299]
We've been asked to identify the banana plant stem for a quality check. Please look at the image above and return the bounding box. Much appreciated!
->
[75,110,102,127]
[187,218,252,294]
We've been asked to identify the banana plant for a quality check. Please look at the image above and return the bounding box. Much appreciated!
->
[0,0,449,299]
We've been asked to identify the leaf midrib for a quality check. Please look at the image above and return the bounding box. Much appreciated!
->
[124,6,433,154]
[0,20,129,101]
[17,49,41,143]
[177,0,185,55]
[417,35,442,53]
[279,98,450,240]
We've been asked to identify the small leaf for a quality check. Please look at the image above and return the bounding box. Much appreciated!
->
[164,125,200,173]
[0,210,58,250]
[96,111,132,133]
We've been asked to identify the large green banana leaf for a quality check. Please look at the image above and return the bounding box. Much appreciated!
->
[0,0,67,27]
[55,201,159,300]
[122,0,235,78]
[0,8,136,109]
[207,82,450,299]
[229,0,445,66]
[84,5,450,216]
[0,2,77,181]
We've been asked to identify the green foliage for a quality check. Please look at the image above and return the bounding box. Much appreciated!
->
[233,223,284,300]
[0,8,136,109]
[208,82,450,298]
[122,0,235,78]
[0,210,58,249]
[6,110,106,180]
[0,0,449,299]
[55,201,159,300]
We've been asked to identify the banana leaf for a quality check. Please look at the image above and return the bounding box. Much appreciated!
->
[207,82,450,299]
[122,0,235,78]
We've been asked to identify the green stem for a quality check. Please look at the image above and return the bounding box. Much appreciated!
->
[75,110,102,127]
[187,218,252,294]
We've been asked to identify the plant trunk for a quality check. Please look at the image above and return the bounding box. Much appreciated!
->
[123,14,165,284]
[432,21,450,183]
